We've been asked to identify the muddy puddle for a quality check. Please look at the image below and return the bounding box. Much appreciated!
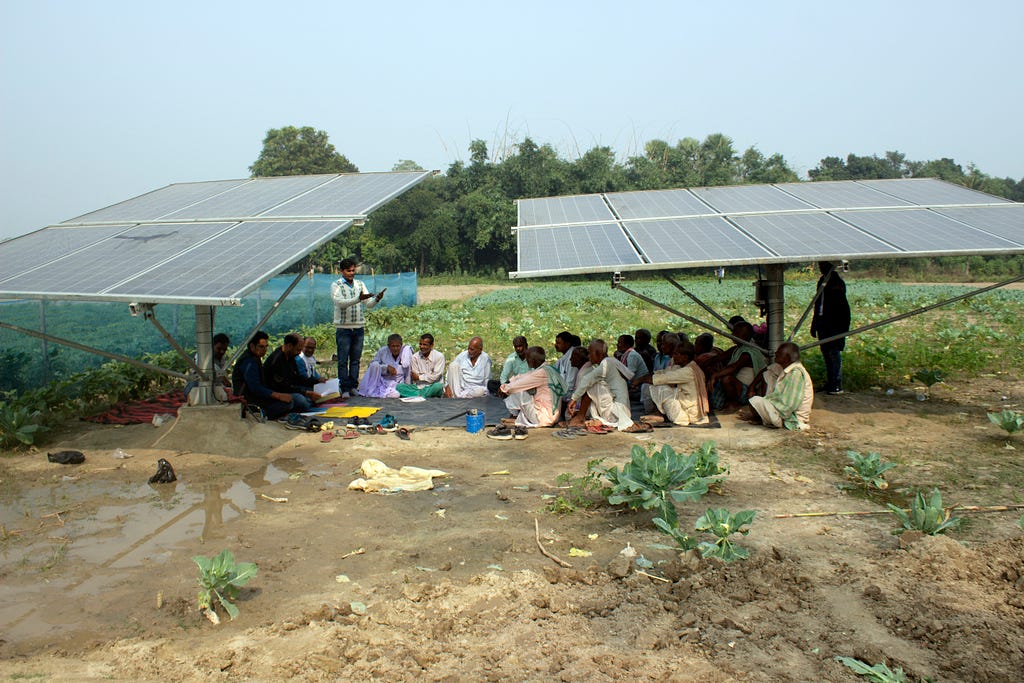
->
[0,456,314,646]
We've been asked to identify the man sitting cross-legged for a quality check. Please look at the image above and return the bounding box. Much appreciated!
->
[397,333,446,398]
[640,340,710,426]
[358,333,413,398]
[498,346,567,428]
[231,330,294,420]
[443,336,492,398]
[740,342,814,431]
[567,339,650,433]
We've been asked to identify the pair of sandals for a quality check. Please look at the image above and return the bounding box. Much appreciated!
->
[486,424,528,440]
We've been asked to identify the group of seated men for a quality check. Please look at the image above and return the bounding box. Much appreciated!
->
[224,324,814,432]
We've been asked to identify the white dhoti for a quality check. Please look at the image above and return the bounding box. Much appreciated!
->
[748,396,784,428]
[446,362,488,398]
[586,384,634,431]
[650,384,709,426]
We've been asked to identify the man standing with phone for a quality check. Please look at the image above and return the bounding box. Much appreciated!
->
[331,258,385,398]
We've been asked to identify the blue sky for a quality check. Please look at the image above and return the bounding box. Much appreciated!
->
[1,0,1021,240]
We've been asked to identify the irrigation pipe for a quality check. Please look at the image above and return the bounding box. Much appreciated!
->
[774,504,1024,519]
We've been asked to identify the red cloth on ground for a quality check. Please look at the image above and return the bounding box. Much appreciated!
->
[82,389,239,424]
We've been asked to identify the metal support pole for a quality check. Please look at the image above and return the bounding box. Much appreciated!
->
[190,305,215,406]
[0,321,188,380]
[764,264,786,353]
[663,275,732,328]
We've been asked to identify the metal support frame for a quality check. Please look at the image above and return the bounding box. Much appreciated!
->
[0,321,188,380]
[611,273,768,355]
[611,270,1024,363]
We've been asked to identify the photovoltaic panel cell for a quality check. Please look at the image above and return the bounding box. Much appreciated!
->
[691,184,813,214]
[628,217,771,266]
[107,221,352,301]
[934,206,1024,245]
[732,213,899,259]
[606,188,710,219]
[858,178,1009,206]
[160,175,333,220]
[517,195,615,227]
[64,180,248,224]
[843,209,1020,253]
[0,223,236,297]
[775,181,913,209]
[0,225,133,284]
[516,223,641,273]
[264,172,431,217]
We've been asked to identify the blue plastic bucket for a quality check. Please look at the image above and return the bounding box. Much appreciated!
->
[466,409,485,433]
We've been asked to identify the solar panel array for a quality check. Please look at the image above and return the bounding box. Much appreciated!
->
[513,178,1024,278]
[0,171,431,305]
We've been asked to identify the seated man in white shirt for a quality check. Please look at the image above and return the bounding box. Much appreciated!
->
[443,336,492,398]
[295,336,324,382]
[567,339,651,433]
[397,333,446,398]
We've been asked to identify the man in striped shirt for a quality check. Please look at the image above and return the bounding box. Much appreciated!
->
[332,258,385,398]
[743,342,814,431]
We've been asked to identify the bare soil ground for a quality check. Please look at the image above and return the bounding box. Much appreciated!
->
[2,373,1023,682]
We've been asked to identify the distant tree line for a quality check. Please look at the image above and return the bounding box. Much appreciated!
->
[251,126,1024,278]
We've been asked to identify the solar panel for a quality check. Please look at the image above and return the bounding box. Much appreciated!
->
[606,188,710,219]
[0,171,431,304]
[0,225,133,284]
[517,195,614,227]
[732,213,899,260]
[935,206,1024,245]
[842,209,1020,253]
[692,184,813,213]
[511,178,1024,279]
[0,223,236,298]
[64,179,248,224]
[858,178,1009,206]
[627,217,771,266]
[107,221,352,302]
[515,223,642,276]
[264,172,431,218]
[776,181,913,209]
[160,175,332,220]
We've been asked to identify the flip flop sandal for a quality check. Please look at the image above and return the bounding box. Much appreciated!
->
[552,430,577,440]
[342,430,360,439]
[586,424,610,434]
[397,427,411,440]
[321,431,334,442]
[375,424,386,435]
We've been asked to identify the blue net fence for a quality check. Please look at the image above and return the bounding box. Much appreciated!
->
[0,272,416,392]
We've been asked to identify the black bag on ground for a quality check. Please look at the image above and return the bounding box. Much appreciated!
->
[48,450,85,465]
[149,458,177,484]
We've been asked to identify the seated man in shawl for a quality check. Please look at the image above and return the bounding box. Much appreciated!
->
[231,330,294,420]
[397,333,446,398]
[265,333,321,412]
[357,333,413,398]
[708,321,767,412]
[641,340,709,426]
[567,339,650,433]
[498,346,566,428]
[741,342,814,431]
[443,336,492,398]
